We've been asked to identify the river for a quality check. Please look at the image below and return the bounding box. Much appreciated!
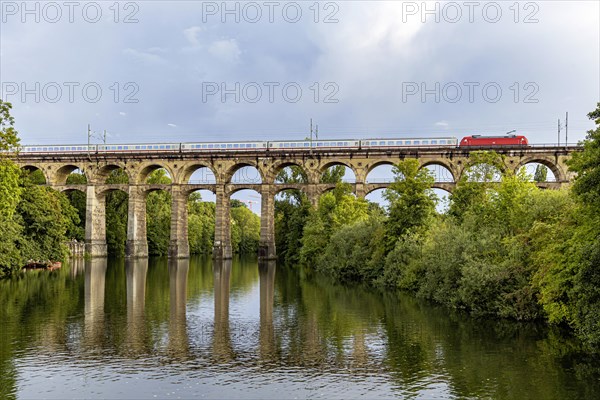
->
[0,257,598,399]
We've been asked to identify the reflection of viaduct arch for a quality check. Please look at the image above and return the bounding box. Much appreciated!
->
[14,144,577,260]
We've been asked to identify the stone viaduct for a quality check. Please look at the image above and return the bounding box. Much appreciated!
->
[12,145,578,260]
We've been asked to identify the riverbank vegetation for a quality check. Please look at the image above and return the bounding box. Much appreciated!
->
[275,103,600,352]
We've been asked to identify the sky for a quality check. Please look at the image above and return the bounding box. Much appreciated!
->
[1,0,599,146]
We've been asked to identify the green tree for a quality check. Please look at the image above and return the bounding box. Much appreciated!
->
[105,170,129,255]
[384,159,436,251]
[0,100,20,151]
[534,165,548,182]
[146,170,172,256]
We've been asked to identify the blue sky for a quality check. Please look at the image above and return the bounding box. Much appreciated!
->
[1,0,598,146]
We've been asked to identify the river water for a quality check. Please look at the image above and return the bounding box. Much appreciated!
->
[0,257,599,399]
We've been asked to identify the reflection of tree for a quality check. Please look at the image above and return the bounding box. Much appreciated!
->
[168,259,190,359]
[212,260,234,362]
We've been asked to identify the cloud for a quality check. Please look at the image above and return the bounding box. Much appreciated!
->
[123,48,167,65]
[435,121,449,127]
[183,26,205,47]
[119,112,127,116]
[208,39,242,63]
[167,123,177,128]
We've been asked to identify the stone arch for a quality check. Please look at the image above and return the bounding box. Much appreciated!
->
[136,163,174,184]
[366,162,396,184]
[20,165,49,184]
[516,156,564,182]
[227,163,264,184]
[54,164,88,185]
[96,186,129,197]
[178,162,218,185]
[420,160,457,182]
[184,185,217,197]
[365,160,397,177]
[320,161,357,183]
[95,164,132,184]
[272,161,310,184]
[459,160,505,182]
[142,186,172,196]
[60,187,86,194]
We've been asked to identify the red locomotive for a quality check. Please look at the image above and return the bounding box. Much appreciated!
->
[460,134,528,147]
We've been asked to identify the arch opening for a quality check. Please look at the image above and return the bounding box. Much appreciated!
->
[143,166,172,185]
[102,166,129,184]
[365,188,390,211]
[432,188,452,214]
[145,169,172,256]
[321,164,355,184]
[462,163,503,183]
[366,164,395,184]
[102,188,129,256]
[423,163,455,183]
[518,162,557,183]
[230,166,262,184]
[187,189,216,255]
[187,166,217,184]
[57,165,87,186]
[21,166,46,184]
[230,189,262,255]
[275,165,308,204]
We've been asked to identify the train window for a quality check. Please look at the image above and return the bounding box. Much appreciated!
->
[414,141,420,145]
[304,143,309,147]
[422,140,429,145]
[43,148,48,151]
[234,144,239,148]
[378,141,384,145]
[439,140,446,144]
[254,144,258,148]
[431,140,437,145]
[226,144,231,148]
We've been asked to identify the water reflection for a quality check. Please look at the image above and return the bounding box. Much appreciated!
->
[84,258,107,347]
[0,257,598,399]
[259,260,276,363]
[125,258,148,355]
[212,260,233,362]
[168,258,190,358]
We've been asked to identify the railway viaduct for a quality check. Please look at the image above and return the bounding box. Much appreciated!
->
[12,145,578,260]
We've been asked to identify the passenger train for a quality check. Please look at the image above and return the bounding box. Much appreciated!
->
[14,135,528,154]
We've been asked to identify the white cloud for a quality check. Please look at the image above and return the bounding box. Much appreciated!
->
[119,112,127,116]
[208,39,242,63]
[183,26,205,47]
[123,48,167,65]
[435,121,449,127]
[168,123,177,128]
